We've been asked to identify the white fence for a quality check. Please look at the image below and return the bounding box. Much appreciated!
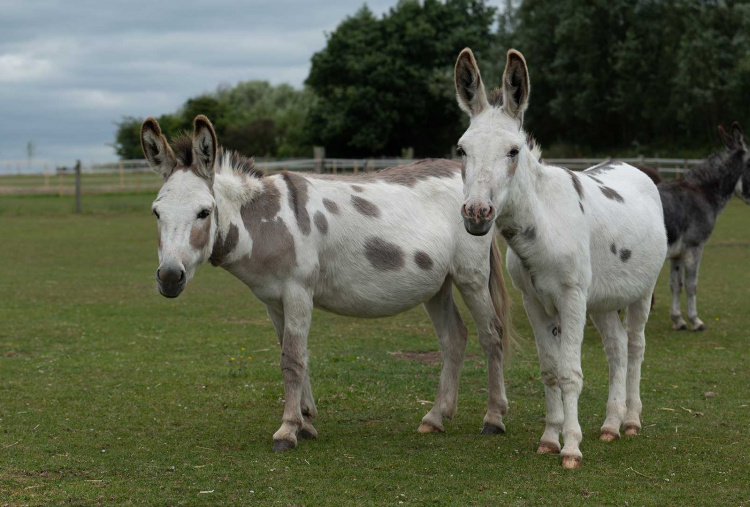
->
[0,156,701,196]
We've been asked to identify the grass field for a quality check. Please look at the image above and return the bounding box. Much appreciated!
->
[1,193,748,505]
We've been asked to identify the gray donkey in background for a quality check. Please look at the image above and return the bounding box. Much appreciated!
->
[652,123,750,330]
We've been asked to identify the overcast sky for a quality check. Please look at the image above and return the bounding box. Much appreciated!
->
[0,0,501,168]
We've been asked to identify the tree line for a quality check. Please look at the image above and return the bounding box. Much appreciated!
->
[115,0,750,160]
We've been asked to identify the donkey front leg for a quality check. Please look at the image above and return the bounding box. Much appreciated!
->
[556,289,587,469]
[267,305,318,442]
[669,258,688,330]
[272,288,314,452]
[521,295,563,455]
[418,277,468,433]
[684,246,705,331]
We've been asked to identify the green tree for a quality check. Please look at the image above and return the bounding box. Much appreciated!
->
[306,0,498,157]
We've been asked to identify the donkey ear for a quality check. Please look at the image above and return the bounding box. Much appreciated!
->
[731,122,747,150]
[192,115,217,180]
[141,118,177,179]
[455,48,488,116]
[502,49,530,123]
[718,125,736,150]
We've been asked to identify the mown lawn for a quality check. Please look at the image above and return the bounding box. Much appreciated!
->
[1,193,748,505]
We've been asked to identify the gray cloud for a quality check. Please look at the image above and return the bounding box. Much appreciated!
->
[0,0,500,167]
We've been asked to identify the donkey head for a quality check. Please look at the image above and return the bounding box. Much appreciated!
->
[142,115,218,298]
[454,48,530,236]
[719,122,750,204]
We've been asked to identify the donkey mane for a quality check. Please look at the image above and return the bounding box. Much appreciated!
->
[487,87,503,107]
[169,132,264,180]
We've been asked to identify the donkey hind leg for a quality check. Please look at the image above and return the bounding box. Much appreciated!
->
[522,295,563,455]
[418,276,468,433]
[590,312,628,442]
[267,306,317,441]
[684,246,706,331]
[270,288,314,452]
[669,258,688,330]
[623,292,651,436]
[455,280,508,435]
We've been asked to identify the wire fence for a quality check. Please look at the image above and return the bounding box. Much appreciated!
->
[0,156,700,197]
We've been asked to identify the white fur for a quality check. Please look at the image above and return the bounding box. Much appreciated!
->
[456,49,667,468]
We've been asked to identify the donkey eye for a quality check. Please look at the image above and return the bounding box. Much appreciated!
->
[197,209,211,220]
[507,148,519,158]
[152,209,160,219]
[456,145,466,157]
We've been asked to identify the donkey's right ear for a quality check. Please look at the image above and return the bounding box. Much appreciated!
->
[718,125,736,150]
[455,48,488,116]
[731,122,747,151]
[141,117,177,179]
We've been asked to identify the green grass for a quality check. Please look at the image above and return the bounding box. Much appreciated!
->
[1,194,748,505]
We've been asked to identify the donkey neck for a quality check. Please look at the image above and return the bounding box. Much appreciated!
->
[495,157,550,238]
[685,151,744,213]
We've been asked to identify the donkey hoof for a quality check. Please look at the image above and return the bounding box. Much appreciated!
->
[600,429,620,442]
[691,322,706,331]
[561,455,582,469]
[272,439,297,452]
[481,423,506,435]
[417,422,444,434]
[673,322,687,331]
[624,424,641,436]
[537,442,560,455]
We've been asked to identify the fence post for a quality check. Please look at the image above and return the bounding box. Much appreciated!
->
[353,160,358,174]
[58,168,63,197]
[313,147,325,174]
[44,164,50,189]
[136,167,141,193]
[75,160,82,214]
[119,162,125,188]
[333,159,337,175]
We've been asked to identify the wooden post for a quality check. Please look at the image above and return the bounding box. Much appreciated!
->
[119,162,125,188]
[74,160,82,214]
[333,160,337,175]
[136,168,141,193]
[58,168,63,197]
[353,160,358,174]
[44,164,50,189]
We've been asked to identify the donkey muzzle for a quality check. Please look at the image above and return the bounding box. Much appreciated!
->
[461,202,494,236]
[157,265,186,298]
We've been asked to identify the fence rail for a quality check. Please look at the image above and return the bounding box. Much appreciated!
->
[0,156,701,197]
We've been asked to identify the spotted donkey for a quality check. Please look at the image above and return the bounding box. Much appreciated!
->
[454,49,667,468]
[141,115,514,452]
[655,123,750,331]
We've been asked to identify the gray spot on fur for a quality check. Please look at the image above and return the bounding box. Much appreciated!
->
[364,237,404,271]
[565,168,584,199]
[209,223,239,267]
[322,198,339,215]
[620,249,632,262]
[584,173,604,184]
[414,251,434,270]
[351,185,364,193]
[312,159,460,188]
[351,195,380,218]
[239,179,296,275]
[585,161,617,176]
[282,172,311,235]
[314,211,328,235]
[522,227,536,241]
[600,186,625,202]
[610,243,617,255]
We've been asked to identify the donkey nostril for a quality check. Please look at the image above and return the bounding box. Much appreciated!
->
[156,269,162,281]
[179,270,185,282]
[461,203,469,217]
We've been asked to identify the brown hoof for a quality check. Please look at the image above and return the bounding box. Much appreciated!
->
[537,443,560,455]
[481,423,506,435]
[561,455,581,469]
[272,439,296,452]
[600,429,620,442]
[624,424,640,436]
[417,422,444,434]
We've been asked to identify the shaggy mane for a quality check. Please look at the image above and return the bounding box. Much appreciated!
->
[525,133,543,163]
[171,133,194,168]
[168,132,264,179]
[487,87,503,107]
[683,150,740,187]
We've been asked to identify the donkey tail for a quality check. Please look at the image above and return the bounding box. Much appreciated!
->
[489,231,516,361]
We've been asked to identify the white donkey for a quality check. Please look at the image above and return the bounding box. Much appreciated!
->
[454,49,667,468]
[141,115,513,452]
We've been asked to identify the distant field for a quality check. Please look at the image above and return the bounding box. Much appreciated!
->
[1,193,748,505]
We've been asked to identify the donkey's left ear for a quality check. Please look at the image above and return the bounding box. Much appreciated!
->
[731,122,747,150]
[502,49,530,124]
[192,115,217,180]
